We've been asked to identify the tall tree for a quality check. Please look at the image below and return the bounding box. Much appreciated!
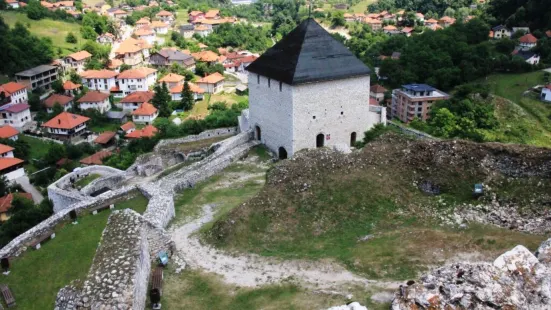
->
[180,81,194,111]
[151,83,172,117]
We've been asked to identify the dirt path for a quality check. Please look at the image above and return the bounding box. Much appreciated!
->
[170,203,370,289]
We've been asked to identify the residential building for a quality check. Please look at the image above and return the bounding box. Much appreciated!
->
[77,91,111,113]
[391,84,450,123]
[120,91,154,113]
[105,111,127,123]
[108,59,123,72]
[401,27,414,37]
[205,9,220,20]
[0,103,31,128]
[5,0,20,9]
[116,67,157,96]
[97,32,116,45]
[438,16,456,27]
[197,72,225,93]
[64,50,93,73]
[120,121,136,134]
[519,33,537,50]
[415,12,424,22]
[0,156,25,182]
[63,80,82,96]
[136,17,151,29]
[0,193,34,222]
[149,48,195,69]
[94,131,116,146]
[156,10,174,24]
[125,124,158,138]
[0,82,28,105]
[513,50,540,65]
[363,18,382,31]
[0,125,19,141]
[159,73,185,88]
[189,11,205,23]
[170,82,205,101]
[491,25,511,39]
[191,50,219,63]
[383,25,399,35]
[134,27,156,45]
[194,24,213,37]
[151,21,169,34]
[80,150,112,165]
[44,94,73,113]
[15,65,58,91]
[131,102,158,124]
[115,38,151,66]
[343,13,355,22]
[223,55,258,73]
[179,24,195,38]
[424,18,438,27]
[0,144,14,158]
[541,85,551,102]
[80,69,118,92]
[231,0,257,4]
[370,84,387,103]
[246,18,386,159]
[42,112,89,140]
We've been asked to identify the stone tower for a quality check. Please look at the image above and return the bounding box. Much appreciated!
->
[246,18,386,158]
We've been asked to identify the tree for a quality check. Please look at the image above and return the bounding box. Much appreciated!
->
[81,26,97,40]
[51,103,65,117]
[119,64,131,72]
[429,108,457,138]
[331,11,346,27]
[66,32,77,44]
[51,79,64,94]
[151,83,172,117]
[28,93,41,112]
[44,143,66,165]
[0,176,8,197]
[26,0,48,20]
[180,81,194,111]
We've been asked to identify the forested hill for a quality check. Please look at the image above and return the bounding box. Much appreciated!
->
[489,0,551,32]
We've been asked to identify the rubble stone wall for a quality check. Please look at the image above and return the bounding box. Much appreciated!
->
[153,127,237,151]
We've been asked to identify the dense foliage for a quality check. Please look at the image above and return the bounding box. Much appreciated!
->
[203,23,272,52]
[368,0,472,16]
[488,0,551,31]
[0,197,54,248]
[0,17,54,76]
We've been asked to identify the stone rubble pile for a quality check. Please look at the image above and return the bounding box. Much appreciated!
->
[326,302,368,310]
[391,237,551,310]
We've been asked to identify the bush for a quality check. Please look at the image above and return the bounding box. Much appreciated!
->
[66,32,77,44]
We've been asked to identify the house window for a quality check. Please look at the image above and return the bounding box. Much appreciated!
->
[279,82,282,91]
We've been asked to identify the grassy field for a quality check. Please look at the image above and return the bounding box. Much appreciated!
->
[0,12,83,56]
[74,173,101,188]
[20,135,57,174]
[1,194,149,309]
[176,93,248,120]
[350,0,376,13]
[89,122,121,133]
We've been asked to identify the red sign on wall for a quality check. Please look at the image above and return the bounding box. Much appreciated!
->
[326,134,330,140]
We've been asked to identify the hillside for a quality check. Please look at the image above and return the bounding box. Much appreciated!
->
[0,11,82,56]
[205,134,551,280]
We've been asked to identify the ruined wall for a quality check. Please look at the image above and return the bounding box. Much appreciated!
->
[153,127,237,151]
[81,173,126,196]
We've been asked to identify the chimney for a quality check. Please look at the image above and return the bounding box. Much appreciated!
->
[58,119,61,124]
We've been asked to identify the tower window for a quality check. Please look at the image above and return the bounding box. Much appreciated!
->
[268,78,271,88]
[313,116,316,119]
[340,111,344,115]
[257,74,260,84]
[279,81,282,91]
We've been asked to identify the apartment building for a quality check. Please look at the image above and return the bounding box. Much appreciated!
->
[15,65,59,91]
[391,84,450,122]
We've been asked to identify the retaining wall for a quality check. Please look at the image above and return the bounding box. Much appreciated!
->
[153,127,237,151]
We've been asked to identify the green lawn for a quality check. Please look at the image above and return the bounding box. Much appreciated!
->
[20,135,57,174]
[350,0,376,13]
[89,122,121,133]
[1,194,148,309]
[74,173,101,188]
[0,11,83,56]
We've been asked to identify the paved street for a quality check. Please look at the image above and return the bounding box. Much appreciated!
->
[15,175,44,204]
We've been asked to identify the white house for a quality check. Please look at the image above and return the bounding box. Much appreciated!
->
[0,103,31,129]
[81,69,118,92]
[194,24,213,37]
[131,102,158,125]
[0,82,28,105]
[519,33,537,50]
[5,0,20,9]
[513,50,541,65]
[97,32,116,45]
[156,10,174,24]
[0,126,19,141]
[541,85,551,102]
[0,152,25,181]
[119,91,154,113]
[64,50,92,73]
[42,111,90,141]
[43,94,74,113]
[77,91,111,113]
[246,18,386,159]
[151,21,169,34]
[197,72,225,94]
[0,144,14,158]
[170,82,205,101]
[491,25,511,39]
[115,38,151,67]
[116,68,157,96]
[134,27,156,45]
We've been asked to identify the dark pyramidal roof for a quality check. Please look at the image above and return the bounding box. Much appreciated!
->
[246,18,371,85]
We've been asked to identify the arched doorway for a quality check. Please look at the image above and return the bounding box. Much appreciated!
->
[255,126,261,141]
[278,147,287,160]
[350,132,357,146]
[316,133,325,148]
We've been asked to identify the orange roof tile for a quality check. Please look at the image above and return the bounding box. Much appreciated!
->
[169,82,205,94]
[66,50,92,61]
[0,82,26,95]
[125,125,158,138]
[197,72,224,84]
[189,10,203,16]
[117,67,157,79]
[136,17,150,24]
[191,50,218,62]
[79,150,112,165]
[195,25,210,31]
[134,27,155,36]
[156,10,173,16]
[546,30,551,38]
[81,69,118,79]
[132,102,157,116]
[116,38,151,54]
[519,33,538,43]
[425,18,438,23]
[120,121,136,131]
[63,80,81,90]
[371,84,387,93]
[151,21,168,28]
[0,126,19,139]
[0,193,33,213]
[205,9,219,18]
[0,144,14,155]
[44,94,73,108]
[42,112,89,130]
[77,90,110,102]
[0,157,24,172]
[107,59,123,69]
[94,131,116,144]
[383,25,397,30]
[120,91,154,103]
[159,73,184,83]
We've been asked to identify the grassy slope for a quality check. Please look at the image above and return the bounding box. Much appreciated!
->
[350,0,376,13]
[74,173,101,188]
[0,11,82,56]
[483,71,551,147]
[205,135,548,280]
[1,194,148,309]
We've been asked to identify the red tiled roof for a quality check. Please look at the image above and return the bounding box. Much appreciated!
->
[369,98,379,106]
[191,51,218,62]
[79,150,112,165]
[120,121,135,131]
[159,73,184,83]
[0,157,23,172]
[125,125,158,138]
[120,91,154,103]
[44,94,73,108]
[197,72,224,84]
[546,30,551,38]
[0,126,19,139]
[42,112,89,130]
[117,67,157,79]
[94,131,116,144]
[519,33,538,43]
[81,69,118,79]
[0,82,26,96]
[4,103,29,113]
[66,50,92,61]
[156,10,173,16]
[0,193,33,213]
[77,90,110,102]
[170,82,205,94]
[63,80,81,90]
[205,9,219,18]
[132,102,157,116]
[371,84,387,93]
[0,144,14,155]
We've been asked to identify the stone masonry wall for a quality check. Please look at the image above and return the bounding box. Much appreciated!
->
[153,127,237,151]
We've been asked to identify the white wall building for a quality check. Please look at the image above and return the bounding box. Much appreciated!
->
[64,51,92,73]
[246,19,386,159]
[131,102,158,125]
[116,68,157,96]
[0,82,28,105]
[541,86,551,102]
[77,91,111,113]
[81,70,118,92]
[0,103,32,129]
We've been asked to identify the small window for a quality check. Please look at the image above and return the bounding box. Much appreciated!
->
[313,116,316,119]
[340,111,343,115]
[257,74,260,84]
[279,82,282,91]
[268,78,271,88]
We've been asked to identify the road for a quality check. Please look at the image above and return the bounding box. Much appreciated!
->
[15,175,44,204]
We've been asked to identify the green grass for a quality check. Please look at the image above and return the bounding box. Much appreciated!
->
[89,122,121,133]
[0,11,83,56]
[156,161,195,179]
[350,0,376,13]
[1,194,149,309]
[74,173,101,188]
[20,135,57,174]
